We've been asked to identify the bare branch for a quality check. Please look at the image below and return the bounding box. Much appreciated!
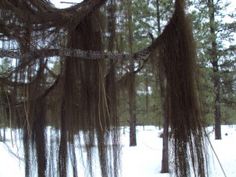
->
[0,0,107,28]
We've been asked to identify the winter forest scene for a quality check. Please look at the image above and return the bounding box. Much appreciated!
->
[0,0,236,177]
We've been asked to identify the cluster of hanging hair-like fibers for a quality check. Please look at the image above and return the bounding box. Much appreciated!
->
[58,10,120,177]
[156,0,208,176]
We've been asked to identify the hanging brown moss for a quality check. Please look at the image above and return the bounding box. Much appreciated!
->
[154,0,208,176]
[18,61,48,177]
[59,10,120,177]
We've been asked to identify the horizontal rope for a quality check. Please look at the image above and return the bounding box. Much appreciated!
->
[0,47,151,61]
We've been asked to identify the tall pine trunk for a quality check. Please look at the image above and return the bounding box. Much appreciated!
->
[127,0,137,146]
[156,0,169,173]
[207,0,221,139]
[106,2,120,176]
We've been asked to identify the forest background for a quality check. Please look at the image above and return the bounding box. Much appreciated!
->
[0,0,235,177]
[51,0,236,126]
[1,0,235,128]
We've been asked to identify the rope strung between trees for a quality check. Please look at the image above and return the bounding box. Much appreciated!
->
[0,0,158,62]
[0,46,151,61]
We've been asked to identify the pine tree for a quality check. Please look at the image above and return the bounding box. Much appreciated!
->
[191,0,236,136]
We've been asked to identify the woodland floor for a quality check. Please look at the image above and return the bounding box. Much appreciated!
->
[0,125,236,177]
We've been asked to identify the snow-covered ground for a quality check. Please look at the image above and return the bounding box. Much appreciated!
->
[0,125,236,177]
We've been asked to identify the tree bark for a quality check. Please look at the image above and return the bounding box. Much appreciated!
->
[33,98,47,177]
[23,129,30,177]
[156,0,161,36]
[207,0,221,139]
[127,0,137,146]
[59,100,67,177]
[161,102,169,173]
[156,0,169,172]
[159,66,169,173]
[106,0,118,125]
[128,71,137,146]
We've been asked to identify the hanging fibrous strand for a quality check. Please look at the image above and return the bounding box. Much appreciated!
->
[154,0,208,176]
[59,9,120,177]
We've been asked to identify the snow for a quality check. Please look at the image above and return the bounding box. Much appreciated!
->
[206,125,236,177]
[0,125,236,177]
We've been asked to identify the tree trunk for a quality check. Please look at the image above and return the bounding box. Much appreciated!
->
[207,0,221,139]
[106,0,118,125]
[23,129,30,177]
[59,100,67,177]
[159,67,169,173]
[161,103,169,173]
[159,71,169,173]
[145,71,149,119]
[128,71,137,146]
[106,3,120,175]
[156,0,169,172]
[21,26,31,177]
[127,0,137,146]
[213,62,222,139]
[33,98,47,177]
[156,0,161,36]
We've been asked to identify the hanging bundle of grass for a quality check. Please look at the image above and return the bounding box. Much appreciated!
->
[25,60,48,177]
[15,59,48,177]
[154,0,208,176]
[105,1,120,173]
[59,10,120,177]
